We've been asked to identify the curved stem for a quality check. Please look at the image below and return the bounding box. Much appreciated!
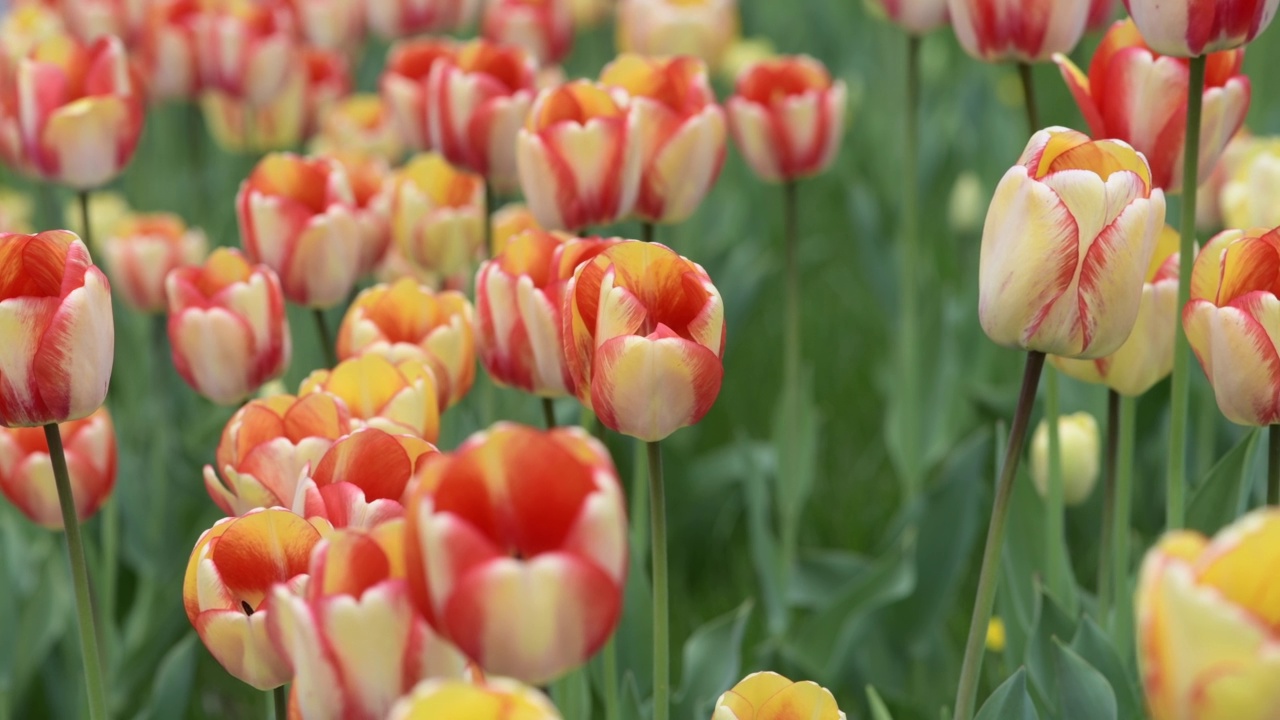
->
[647,440,669,720]
[898,33,923,502]
[46,423,109,720]
[272,685,287,720]
[1269,425,1279,505]
[641,221,655,244]
[1043,368,1066,603]
[1098,389,1121,621]
[541,397,557,429]
[1167,54,1207,530]
[952,352,1046,720]
[312,309,337,368]
[1017,62,1040,132]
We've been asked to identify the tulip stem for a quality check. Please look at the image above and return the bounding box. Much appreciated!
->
[272,685,286,720]
[647,440,670,720]
[484,179,497,259]
[1017,62,1040,132]
[1269,425,1280,505]
[78,190,93,249]
[1098,389,1121,622]
[541,397,557,429]
[1043,367,1068,605]
[1111,394,1136,644]
[1168,54,1207,531]
[312,309,337,368]
[641,221,655,244]
[952,351,1045,720]
[45,423,109,720]
[897,33,924,502]
[602,637,621,720]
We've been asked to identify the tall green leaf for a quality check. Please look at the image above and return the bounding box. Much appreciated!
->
[1187,429,1261,535]
[974,668,1038,720]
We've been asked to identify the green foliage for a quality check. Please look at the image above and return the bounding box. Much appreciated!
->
[974,669,1038,720]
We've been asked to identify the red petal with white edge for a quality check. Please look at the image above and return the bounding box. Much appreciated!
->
[308,530,393,601]
[212,509,323,610]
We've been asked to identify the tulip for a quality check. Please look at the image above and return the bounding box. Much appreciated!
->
[863,0,949,35]
[183,508,325,690]
[1088,0,1117,30]
[978,128,1166,359]
[516,81,642,231]
[726,56,847,184]
[476,230,616,397]
[380,38,457,153]
[0,3,64,70]
[388,678,562,719]
[309,94,405,163]
[367,0,480,39]
[1029,412,1101,505]
[389,153,487,282]
[1052,226,1180,395]
[713,672,846,720]
[718,36,777,85]
[300,354,442,441]
[323,152,393,277]
[291,0,365,53]
[948,0,1088,62]
[302,49,353,136]
[0,231,113,428]
[202,65,307,154]
[236,152,361,308]
[336,279,475,410]
[482,0,574,66]
[1055,19,1250,193]
[101,213,207,313]
[1183,226,1280,425]
[202,393,352,516]
[166,248,291,406]
[616,0,739,70]
[425,39,538,196]
[1137,509,1280,719]
[600,54,726,224]
[0,407,115,529]
[405,423,627,684]
[15,35,144,190]
[61,0,146,44]
[194,0,298,107]
[564,240,725,441]
[490,202,540,256]
[1123,0,1280,57]
[291,428,437,530]
[1221,138,1280,230]
[139,0,202,101]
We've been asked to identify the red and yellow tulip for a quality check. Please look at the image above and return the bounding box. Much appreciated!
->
[616,0,739,70]
[60,0,146,44]
[325,151,394,277]
[291,0,366,53]
[1221,138,1280,231]
[101,212,207,313]
[139,0,202,101]
[713,672,846,720]
[481,0,574,66]
[292,428,437,531]
[387,677,562,719]
[0,407,115,529]
[194,0,298,107]
[1123,0,1280,57]
[201,64,307,154]
[390,153,487,282]
[380,38,457,152]
[948,0,1088,62]
[310,94,405,163]
[301,48,352,137]
[490,202,541,257]
[300,354,442,441]
[366,0,479,39]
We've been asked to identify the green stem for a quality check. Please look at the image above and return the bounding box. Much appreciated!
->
[1043,367,1066,603]
[541,397,557,429]
[898,33,923,502]
[46,423,109,720]
[631,439,649,570]
[484,178,497,259]
[312,309,337,368]
[1167,54,1207,530]
[647,440,669,720]
[273,685,287,720]
[952,351,1046,720]
[781,180,801,575]
[602,637,621,720]
[78,190,93,249]
[1269,425,1280,505]
[1098,389,1120,622]
[641,221,655,244]
[1017,62,1040,132]
[1111,394,1136,641]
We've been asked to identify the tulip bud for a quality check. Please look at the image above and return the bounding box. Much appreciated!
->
[390,153,486,283]
[101,213,208,313]
[864,0,948,35]
[949,0,1088,62]
[490,202,541,257]
[1055,20,1250,193]
[380,39,457,153]
[1137,509,1280,720]
[600,54,727,225]
[0,231,113,428]
[1028,412,1101,506]
[309,94,405,164]
[139,0,202,101]
[1124,0,1280,57]
[166,248,291,406]
[713,672,846,720]
[194,0,298,107]
[482,0,574,65]
[0,407,116,529]
[947,172,985,235]
[388,678,562,720]
[202,65,307,154]
[978,128,1166,358]
[726,56,847,184]
[616,0,739,71]
[300,355,442,441]
[565,240,725,442]
[1221,139,1280,230]
[366,0,480,39]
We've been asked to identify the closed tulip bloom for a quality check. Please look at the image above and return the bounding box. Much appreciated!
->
[949,0,1088,62]
[601,54,726,224]
[490,202,540,256]
[291,428,437,530]
[291,0,365,53]
[101,213,207,313]
[302,49,352,136]
[405,424,627,684]
[864,0,949,35]
[237,152,361,308]
[0,231,113,428]
[16,35,144,190]
[202,64,308,154]
[1029,412,1101,505]
[367,0,480,39]
[337,279,476,410]
[713,672,846,720]
[139,0,202,101]
[390,153,487,282]
[426,39,538,195]
[310,94,405,163]
[202,393,352,516]
[1221,138,1280,230]
[62,0,146,44]
[324,152,393,277]
[1137,509,1280,719]
[195,0,298,107]
[1052,226,1179,396]
[1055,19,1250,193]
[0,407,115,529]
[726,56,847,183]
[565,241,725,441]
[381,39,457,153]
[979,128,1166,358]
[516,81,642,232]
[300,355,442,441]
[166,248,290,406]
[183,508,325,690]
[388,678,562,720]
[482,0,574,65]
[616,0,738,70]
[1124,0,1280,57]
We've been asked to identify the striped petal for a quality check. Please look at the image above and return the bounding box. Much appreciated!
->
[590,330,723,442]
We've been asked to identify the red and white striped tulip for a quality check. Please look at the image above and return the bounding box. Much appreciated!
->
[60,0,146,44]
[1055,19,1250,193]
[390,153,487,282]
[948,0,1088,62]
[194,0,298,107]
[290,0,366,53]
[1124,0,1280,57]
[516,80,641,232]
[310,94,405,163]
[426,39,538,196]
[616,0,739,70]
[864,0,949,35]
[726,56,846,183]
[291,428,437,531]
[201,64,307,154]
[300,355,442,441]
[406,424,627,685]
[302,48,352,136]
[323,152,393,277]
[388,678,562,719]
[601,54,726,224]
[0,407,115,529]
[476,230,616,396]
[565,240,725,441]
[0,231,113,428]
[367,0,480,39]
[139,0,202,101]
[381,38,457,153]
[979,128,1166,358]
[482,0,574,66]
[101,212,207,313]
[1088,0,1117,30]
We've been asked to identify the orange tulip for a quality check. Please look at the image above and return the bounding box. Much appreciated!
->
[310,94,405,163]
[194,0,298,107]
[183,508,325,690]
[389,153,487,283]
[0,407,115,529]
[482,0,574,65]
[300,354,442,441]
[0,231,113,428]
[713,672,846,720]
[139,0,202,101]
[291,428,437,531]
[405,424,627,685]
[565,240,725,441]
[101,212,207,313]
[489,202,541,257]
[336,279,476,410]
[388,678,562,719]
[366,0,479,39]
[380,38,457,152]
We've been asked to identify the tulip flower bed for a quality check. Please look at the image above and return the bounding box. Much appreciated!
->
[6,0,1280,719]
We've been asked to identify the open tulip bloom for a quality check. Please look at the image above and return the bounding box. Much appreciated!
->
[0,407,116,530]
[1123,0,1280,57]
[948,0,1088,62]
[387,677,562,719]
[381,38,458,153]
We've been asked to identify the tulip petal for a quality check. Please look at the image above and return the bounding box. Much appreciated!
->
[590,330,724,442]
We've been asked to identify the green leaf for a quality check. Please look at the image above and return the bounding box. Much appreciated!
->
[1187,429,1261,535]
[974,668,1038,720]
[867,685,895,720]
[771,366,823,628]
[1053,639,1117,720]
[143,634,197,720]
[1002,462,1080,640]
[1024,588,1077,712]
[672,600,753,720]
[551,667,592,720]
[1069,617,1140,720]
[10,559,69,700]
